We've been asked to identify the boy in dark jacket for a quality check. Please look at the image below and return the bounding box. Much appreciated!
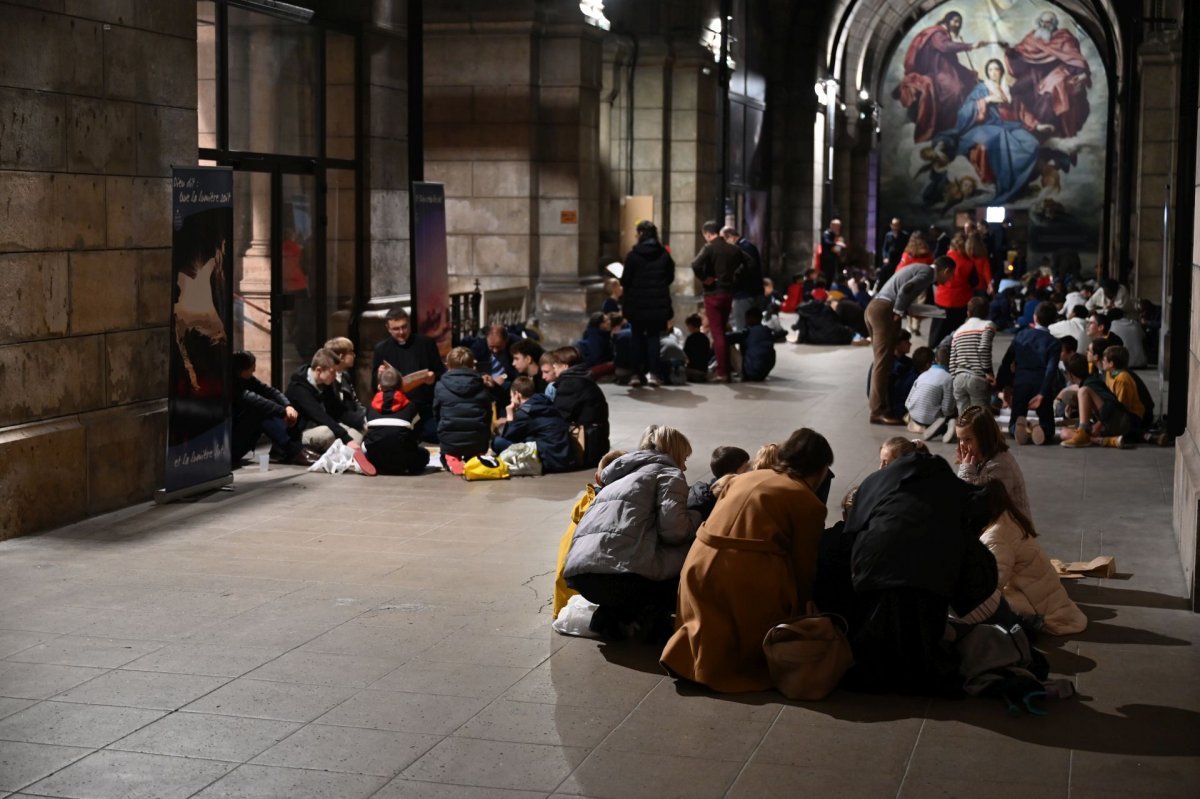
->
[433,347,494,463]
[728,308,777,381]
[494,376,575,472]
[687,445,750,520]
[683,314,712,383]
[551,345,611,468]
[997,302,1060,445]
[577,312,615,375]
[231,351,309,465]
[285,348,364,452]
[361,364,430,475]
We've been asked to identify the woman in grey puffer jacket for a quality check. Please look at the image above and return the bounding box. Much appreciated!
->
[564,425,701,639]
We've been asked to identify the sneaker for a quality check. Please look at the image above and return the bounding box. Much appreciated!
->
[907,420,925,434]
[1152,431,1171,447]
[923,417,947,441]
[1061,428,1092,448]
[1030,424,1046,446]
[629,375,643,387]
[942,423,957,444]
[1013,421,1030,445]
[646,373,663,387]
[352,448,377,476]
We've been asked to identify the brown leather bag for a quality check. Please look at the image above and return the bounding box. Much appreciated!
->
[761,601,854,701]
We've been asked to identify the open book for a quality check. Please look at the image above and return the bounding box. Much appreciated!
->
[381,361,434,393]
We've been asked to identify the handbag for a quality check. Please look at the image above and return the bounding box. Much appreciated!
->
[498,441,543,476]
[761,601,854,701]
[462,454,511,481]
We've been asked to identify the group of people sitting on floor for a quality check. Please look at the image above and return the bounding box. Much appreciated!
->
[554,410,1086,701]
[231,307,613,476]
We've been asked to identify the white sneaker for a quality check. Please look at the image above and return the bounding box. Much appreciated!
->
[629,375,642,387]
[1030,424,1046,446]
[923,417,947,441]
[907,421,925,434]
[942,423,957,444]
[1013,420,1030,445]
[646,374,663,387]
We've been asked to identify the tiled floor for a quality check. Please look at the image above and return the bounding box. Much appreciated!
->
[2,335,1199,798]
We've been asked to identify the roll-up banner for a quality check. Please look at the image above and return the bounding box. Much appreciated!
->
[411,181,451,357]
[158,165,235,502]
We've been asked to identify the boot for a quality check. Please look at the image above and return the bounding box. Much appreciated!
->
[1061,428,1091,448]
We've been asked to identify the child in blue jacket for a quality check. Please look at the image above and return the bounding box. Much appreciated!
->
[728,307,776,382]
[494,376,576,472]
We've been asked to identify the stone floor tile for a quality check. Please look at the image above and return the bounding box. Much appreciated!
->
[250,724,440,776]
[243,651,401,689]
[182,679,355,723]
[603,703,775,762]
[108,712,300,762]
[190,763,387,799]
[898,776,1065,798]
[51,670,227,711]
[4,637,161,669]
[0,740,92,792]
[753,703,923,773]
[0,701,164,748]
[315,690,488,735]
[1068,751,1200,797]
[556,747,743,799]
[454,698,627,748]
[401,736,587,792]
[727,763,902,798]
[0,663,107,701]
[0,604,89,636]
[500,659,663,711]
[120,644,282,677]
[368,660,529,699]
[0,699,34,722]
[295,621,449,661]
[418,633,562,669]
[24,750,233,798]
[903,724,1071,789]
[374,780,545,799]
[0,632,55,660]
[71,608,217,642]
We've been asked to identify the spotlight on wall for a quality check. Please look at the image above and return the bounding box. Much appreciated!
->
[859,88,869,100]
[985,206,1006,223]
[579,0,611,31]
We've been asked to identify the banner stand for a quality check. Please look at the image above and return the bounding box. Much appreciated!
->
[154,474,232,505]
[161,165,235,504]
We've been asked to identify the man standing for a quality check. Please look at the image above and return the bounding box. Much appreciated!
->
[1005,11,1091,138]
[866,256,956,424]
[820,219,845,283]
[722,226,762,333]
[370,307,445,442]
[692,220,751,382]
[894,10,990,142]
[880,218,909,284]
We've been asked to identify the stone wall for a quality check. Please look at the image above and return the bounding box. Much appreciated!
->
[0,1,196,539]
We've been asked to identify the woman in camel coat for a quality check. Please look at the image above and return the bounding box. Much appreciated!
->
[979,481,1087,635]
[660,429,833,693]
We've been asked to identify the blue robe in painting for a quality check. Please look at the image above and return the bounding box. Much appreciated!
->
[939,81,1040,206]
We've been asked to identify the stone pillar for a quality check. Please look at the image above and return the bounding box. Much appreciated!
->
[0,2,197,539]
[1132,38,1181,302]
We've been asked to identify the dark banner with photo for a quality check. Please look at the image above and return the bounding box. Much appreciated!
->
[412,181,451,357]
[164,166,235,496]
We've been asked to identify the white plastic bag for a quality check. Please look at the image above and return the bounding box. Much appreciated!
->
[552,594,601,638]
[499,441,543,476]
[307,440,364,475]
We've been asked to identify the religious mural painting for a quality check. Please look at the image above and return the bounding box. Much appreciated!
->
[880,0,1108,267]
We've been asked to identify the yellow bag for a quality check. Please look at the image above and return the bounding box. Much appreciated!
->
[462,454,510,481]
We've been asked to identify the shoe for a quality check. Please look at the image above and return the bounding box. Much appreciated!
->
[907,420,925,434]
[1013,421,1030,445]
[923,417,947,441]
[1061,428,1092,448]
[870,415,904,426]
[1030,424,1046,446]
[629,375,643,387]
[1117,434,1135,449]
[1152,431,1171,446]
[352,448,377,476]
[942,423,957,444]
[282,449,318,466]
[646,374,663,387]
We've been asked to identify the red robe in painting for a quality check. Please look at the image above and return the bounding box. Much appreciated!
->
[1005,28,1091,138]
[894,23,981,142]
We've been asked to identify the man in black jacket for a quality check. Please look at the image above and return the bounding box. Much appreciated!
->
[722,225,762,334]
[286,348,365,452]
[370,306,445,442]
[231,351,311,466]
[691,220,750,382]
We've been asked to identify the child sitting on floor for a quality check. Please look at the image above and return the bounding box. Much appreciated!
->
[494,376,575,473]
[687,445,751,520]
[361,364,430,476]
[433,347,494,468]
[553,449,627,620]
[1060,351,1130,449]
[683,313,712,383]
[905,345,956,441]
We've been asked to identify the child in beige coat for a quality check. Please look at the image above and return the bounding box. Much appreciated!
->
[979,482,1087,635]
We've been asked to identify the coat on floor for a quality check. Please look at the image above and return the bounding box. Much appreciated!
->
[980,512,1087,635]
[433,368,493,458]
[563,450,699,582]
[660,468,827,693]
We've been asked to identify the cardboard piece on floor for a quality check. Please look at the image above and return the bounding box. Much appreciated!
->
[1051,556,1116,579]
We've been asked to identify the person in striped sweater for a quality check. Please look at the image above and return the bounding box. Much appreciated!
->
[948,297,997,439]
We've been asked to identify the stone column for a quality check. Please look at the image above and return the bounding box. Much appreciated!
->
[1132,38,1181,303]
